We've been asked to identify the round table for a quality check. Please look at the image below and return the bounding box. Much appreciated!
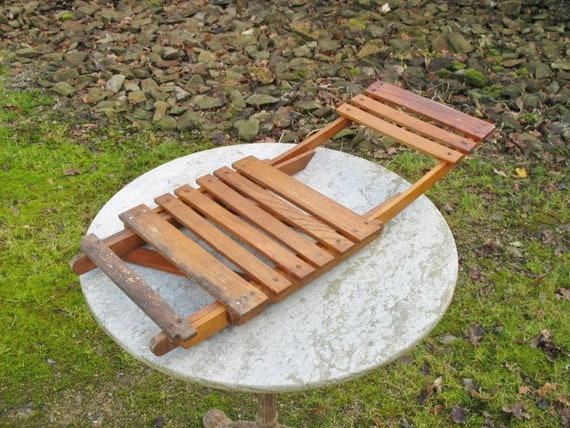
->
[80,143,458,426]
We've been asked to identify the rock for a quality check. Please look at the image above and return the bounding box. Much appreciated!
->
[128,91,147,105]
[447,32,474,54]
[233,118,260,141]
[15,47,41,59]
[248,66,274,84]
[177,110,201,131]
[228,90,246,109]
[245,94,279,107]
[52,81,76,96]
[155,116,178,131]
[161,47,180,60]
[192,94,225,110]
[498,1,522,17]
[106,74,126,93]
[519,132,545,152]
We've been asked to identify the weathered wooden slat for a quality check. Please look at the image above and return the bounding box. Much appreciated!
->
[174,185,316,280]
[70,155,318,276]
[155,193,292,297]
[364,81,495,140]
[232,156,381,241]
[337,103,464,163]
[214,166,355,254]
[350,93,477,153]
[119,204,268,323]
[80,233,197,342]
[197,174,335,268]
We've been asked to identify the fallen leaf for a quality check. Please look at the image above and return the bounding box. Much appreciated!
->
[493,167,508,178]
[515,167,527,178]
[518,385,531,395]
[64,168,82,176]
[531,329,569,362]
[555,288,570,302]
[466,323,486,346]
[538,382,557,397]
[450,405,467,424]
[417,377,443,405]
[502,401,529,420]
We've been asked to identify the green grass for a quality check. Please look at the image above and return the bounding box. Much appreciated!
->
[1,75,569,427]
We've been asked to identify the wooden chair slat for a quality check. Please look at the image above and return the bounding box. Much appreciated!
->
[174,184,316,280]
[350,93,478,153]
[80,233,197,342]
[155,193,292,297]
[197,175,335,268]
[337,103,464,164]
[119,204,268,322]
[365,81,495,140]
[232,156,382,241]
[214,166,355,254]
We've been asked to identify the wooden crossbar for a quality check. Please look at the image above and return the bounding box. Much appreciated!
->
[73,80,495,356]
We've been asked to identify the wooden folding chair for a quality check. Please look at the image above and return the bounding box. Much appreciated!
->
[71,81,495,356]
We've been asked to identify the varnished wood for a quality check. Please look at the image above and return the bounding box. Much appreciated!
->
[70,158,315,276]
[155,192,292,297]
[214,166,354,254]
[233,156,382,241]
[350,93,477,153]
[150,301,229,356]
[337,103,464,163]
[364,81,495,140]
[364,161,454,224]
[174,184,316,281]
[119,204,269,323]
[270,116,350,167]
[74,80,496,356]
[196,174,335,268]
[80,233,197,342]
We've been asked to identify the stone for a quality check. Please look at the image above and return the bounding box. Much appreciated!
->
[52,81,76,97]
[177,110,201,131]
[498,0,522,17]
[192,94,225,110]
[15,47,41,59]
[357,43,383,59]
[155,116,178,131]
[245,94,279,107]
[128,91,147,105]
[447,32,474,54]
[233,118,260,141]
[519,132,545,152]
[105,74,126,93]
[248,66,274,84]
[52,68,79,82]
[161,47,180,60]
[228,90,247,109]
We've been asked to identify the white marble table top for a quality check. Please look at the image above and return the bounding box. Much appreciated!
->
[80,143,457,393]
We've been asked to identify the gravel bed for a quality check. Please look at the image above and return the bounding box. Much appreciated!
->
[1,0,569,156]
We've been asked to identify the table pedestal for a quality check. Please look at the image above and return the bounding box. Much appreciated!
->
[203,394,289,428]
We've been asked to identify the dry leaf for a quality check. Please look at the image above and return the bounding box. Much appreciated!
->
[493,167,508,178]
[555,288,570,302]
[64,168,81,176]
[515,167,528,178]
[450,406,467,424]
[518,385,531,395]
[538,382,557,397]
